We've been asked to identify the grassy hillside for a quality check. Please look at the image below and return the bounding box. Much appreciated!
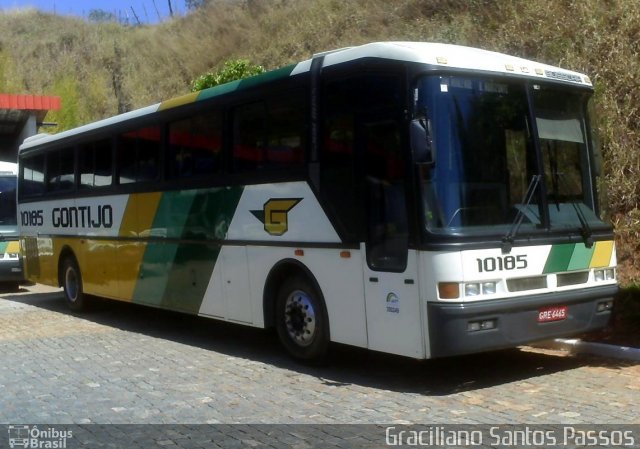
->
[1,0,639,281]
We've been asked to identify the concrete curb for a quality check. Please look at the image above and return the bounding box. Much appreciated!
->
[547,338,640,362]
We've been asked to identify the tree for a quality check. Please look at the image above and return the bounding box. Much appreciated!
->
[87,9,117,23]
[185,0,210,11]
[191,59,265,91]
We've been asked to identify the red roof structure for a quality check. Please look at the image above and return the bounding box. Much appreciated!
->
[0,94,61,111]
[0,93,61,162]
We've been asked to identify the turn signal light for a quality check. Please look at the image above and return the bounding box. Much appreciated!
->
[438,282,460,299]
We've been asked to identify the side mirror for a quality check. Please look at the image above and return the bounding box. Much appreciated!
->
[410,118,434,166]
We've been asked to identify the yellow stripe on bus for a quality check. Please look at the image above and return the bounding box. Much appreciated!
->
[589,240,614,268]
[118,192,163,300]
[158,91,200,111]
[6,241,20,254]
[119,192,162,237]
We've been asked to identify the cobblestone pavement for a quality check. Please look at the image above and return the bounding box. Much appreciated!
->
[0,284,638,446]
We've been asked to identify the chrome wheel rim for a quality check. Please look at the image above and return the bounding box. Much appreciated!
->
[284,289,316,347]
[65,266,79,302]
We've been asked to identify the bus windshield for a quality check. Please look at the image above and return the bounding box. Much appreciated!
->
[0,175,17,226]
[415,75,602,236]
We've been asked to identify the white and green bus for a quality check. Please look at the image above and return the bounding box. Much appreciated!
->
[0,161,24,289]
[18,42,617,361]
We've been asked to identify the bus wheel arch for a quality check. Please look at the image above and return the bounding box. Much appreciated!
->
[264,259,330,362]
[58,249,87,311]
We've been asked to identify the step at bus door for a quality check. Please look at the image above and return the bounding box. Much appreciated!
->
[361,118,424,358]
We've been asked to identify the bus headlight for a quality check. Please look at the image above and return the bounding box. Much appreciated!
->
[465,283,480,297]
[594,268,615,282]
[482,282,497,295]
[464,281,497,297]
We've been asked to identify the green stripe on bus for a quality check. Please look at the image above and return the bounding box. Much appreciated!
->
[160,186,243,312]
[543,242,598,274]
[235,64,297,90]
[133,186,244,313]
[197,79,243,102]
[567,243,595,271]
[543,243,575,273]
[196,64,297,102]
[133,190,198,307]
[0,242,7,254]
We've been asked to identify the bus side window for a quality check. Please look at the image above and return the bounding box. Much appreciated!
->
[118,126,161,184]
[46,148,75,192]
[232,92,306,173]
[79,139,113,188]
[364,121,408,271]
[168,111,223,179]
[321,73,402,242]
[266,94,306,168]
[21,155,45,197]
[232,102,267,172]
[321,110,358,240]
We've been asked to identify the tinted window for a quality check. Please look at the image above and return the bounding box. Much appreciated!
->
[232,93,306,172]
[233,102,267,172]
[46,148,75,192]
[364,120,408,271]
[118,127,161,184]
[21,155,45,197]
[321,74,402,241]
[265,95,305,168]
[168,111,222,179]
[79,138,113,188]
[0,176,17,225]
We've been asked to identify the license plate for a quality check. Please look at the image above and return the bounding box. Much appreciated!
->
[537,305,568,323]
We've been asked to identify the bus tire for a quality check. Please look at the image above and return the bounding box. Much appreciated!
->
[275,275,329,363]
[61,256,87,312]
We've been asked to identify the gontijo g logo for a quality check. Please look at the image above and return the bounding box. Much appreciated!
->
[251,198,302,236]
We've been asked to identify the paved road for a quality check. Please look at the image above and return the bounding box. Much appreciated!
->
[0,284,638,446]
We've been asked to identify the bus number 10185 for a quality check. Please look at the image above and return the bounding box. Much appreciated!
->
[476,255,528,273]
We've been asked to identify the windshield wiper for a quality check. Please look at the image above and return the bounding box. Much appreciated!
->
[502,174,541,254]
[571,200,594,248]
[552,171,594,248]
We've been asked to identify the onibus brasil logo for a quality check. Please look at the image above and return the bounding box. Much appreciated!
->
[250,198,302,236]
[8,425,73,448]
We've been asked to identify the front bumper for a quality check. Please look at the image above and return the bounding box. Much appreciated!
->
[427,284,618,358]
[0,258,24,283]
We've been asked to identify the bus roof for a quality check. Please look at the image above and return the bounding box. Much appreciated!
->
[303,42,591,86]
[19,41,591,152]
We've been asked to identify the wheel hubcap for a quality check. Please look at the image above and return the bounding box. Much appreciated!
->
[284,289,316,347]
[65,267,78,302]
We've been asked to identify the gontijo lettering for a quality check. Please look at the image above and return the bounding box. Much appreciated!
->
[52,205,113,228]
[20,206,113,229]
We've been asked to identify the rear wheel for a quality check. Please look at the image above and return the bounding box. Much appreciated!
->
[61,256,87,311]
[275,276,329,362]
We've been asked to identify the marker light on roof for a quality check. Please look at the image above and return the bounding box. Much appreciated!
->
[505,64,515,71]
[436,56,448,64]
[584,76,592,84]
[520,66,530,73]
[535,68,544,75]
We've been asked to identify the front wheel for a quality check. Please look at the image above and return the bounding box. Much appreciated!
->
[275,276,329,362]
[61,256,87,311]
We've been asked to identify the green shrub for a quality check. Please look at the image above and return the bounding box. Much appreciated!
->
[191,59,265,91]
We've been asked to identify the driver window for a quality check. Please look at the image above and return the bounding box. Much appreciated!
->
[365,120,408,272]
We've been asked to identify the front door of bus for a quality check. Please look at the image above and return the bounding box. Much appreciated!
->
[361,118,424,358]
